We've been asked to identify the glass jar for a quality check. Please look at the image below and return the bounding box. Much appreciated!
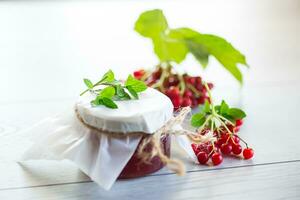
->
[118,134,170,179]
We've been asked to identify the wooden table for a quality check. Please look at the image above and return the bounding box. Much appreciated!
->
[0,0,300,199]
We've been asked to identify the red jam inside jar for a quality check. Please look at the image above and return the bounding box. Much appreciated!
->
[118,134,170,179]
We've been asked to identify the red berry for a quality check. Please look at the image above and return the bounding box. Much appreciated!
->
[229,135,240,145]
[183,89,193,98]
[171,97,182,109]
[197,151,209,164]
[220,133,230,143]
[152,69,162,80]
[243,148,254,159]
[195,83,203,91]
[207,144,214,153]
[191,143,199,154]
[133,70,145,79]
[221,143,232,155]
[191,97,198,107]
[236,119,243,127]
[186,77,196,85]
[181,97,192,107]
[165,75,179,87]
[232,144,242,155]
[195,77,202,85]
[234,126,240,133]
[197,96,206,104]
[207,83,214,89]
[216,139,223,148]
[211,153,223,165]
[165,87,180,98]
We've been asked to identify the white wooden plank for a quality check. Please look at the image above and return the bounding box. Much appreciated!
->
[0,162,299,200]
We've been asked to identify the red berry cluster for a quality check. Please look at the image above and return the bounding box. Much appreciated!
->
[133,66,213,110]
[191,119,254,166]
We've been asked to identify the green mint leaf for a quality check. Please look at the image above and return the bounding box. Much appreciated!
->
[99,86,115,98]
[126,86,138,99]
[101,70,115,83]
[125,75,147,93]
[227,108,246,120]
[83,78,93,89]
[220,100,229,115]
[113,92,131,101]
[115,85,126,97]
[191,113,206,127]
[101,97,118,109]
[91,99,102,106]
[91,95,105,106]
[135,9,168,38]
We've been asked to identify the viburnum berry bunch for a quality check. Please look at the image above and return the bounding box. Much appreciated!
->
[133,64,213,109]
[190,83,254,166]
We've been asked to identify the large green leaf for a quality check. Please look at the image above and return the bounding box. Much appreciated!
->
[169,28,248,83]
[191,34,247,83]
[135,9,168,38]
[153,34,188,63]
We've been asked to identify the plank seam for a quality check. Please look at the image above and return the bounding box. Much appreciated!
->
[0,159,300,191]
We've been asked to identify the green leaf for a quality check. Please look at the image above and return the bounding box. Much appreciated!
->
[214,105,220,112]
[227,108,246,120]
[113,92,131,101]
[125,75,147,93]
[169,28,207,67]
[152,34,188,63]
[99,86,115,98]
[115,85,126,97]
[167,27,247,83]
[83,78,93,89]
[126,86,138,99]
[101,70,115,83]
[198,100,211,114]
[91,98,103,106]
[191,113,206,127]
[101,97,118,109]
[220,100,229,115]
[190,34,247,83]
[135,9,168,38]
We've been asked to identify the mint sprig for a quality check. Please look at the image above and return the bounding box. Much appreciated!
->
[80,70,147,109]
[135,9,248,84]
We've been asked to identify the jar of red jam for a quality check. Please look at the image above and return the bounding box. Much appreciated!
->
[119,134,170,179]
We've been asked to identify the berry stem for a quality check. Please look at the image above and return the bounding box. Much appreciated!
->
[215,117,233,135]
[235,135,249,148]
[215,113,235,126]
[204,82,216,114]
[186,83,202,97]
[178,74,186,95]
[197,115,213,132]
[151,67,168,91]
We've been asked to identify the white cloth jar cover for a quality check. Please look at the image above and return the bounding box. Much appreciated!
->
[22,88,174,190]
